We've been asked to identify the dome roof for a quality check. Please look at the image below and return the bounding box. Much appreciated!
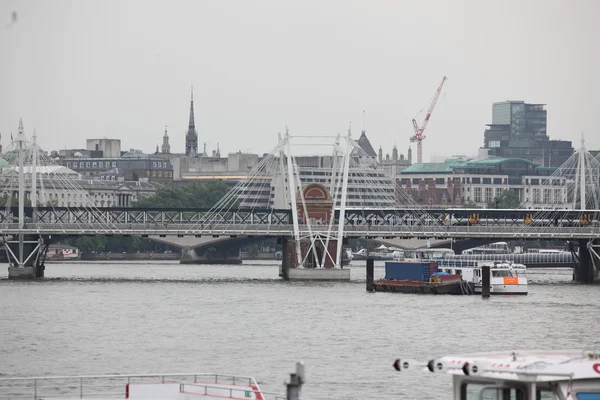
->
[74,151,83,157]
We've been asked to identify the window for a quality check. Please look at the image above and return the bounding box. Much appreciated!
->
[92,162,97,168]
[460,383,528,400]
[576,394,600,400]
[543,188,551,204]
[66,162,70,167]
[485,187,493,202]
[99,162,103,168]
[163,162,167,168]
[482,178,491,184]
[493,178,502,185]
[86,162,90,168]
[112,162,117,167]
[531,179,539,185]
[153,162,156,167]
[80,162,84,167]
[554,189,562,204]
[533,188,541,204]
[472,177,480,184]
[474,187,482,203]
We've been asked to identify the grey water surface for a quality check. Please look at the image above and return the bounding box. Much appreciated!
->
[1,261,599,399]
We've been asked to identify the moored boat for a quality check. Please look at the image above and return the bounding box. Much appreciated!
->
[46,244,81,261]
[436,260,528,295]
[374,260,472,295]
[393,349,600,399]
[388,250,528,295]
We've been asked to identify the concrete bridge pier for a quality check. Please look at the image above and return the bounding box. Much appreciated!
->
[180,245,242,265]
[279,237,290,280]
[574,239,599,284]
[5,235,47,279]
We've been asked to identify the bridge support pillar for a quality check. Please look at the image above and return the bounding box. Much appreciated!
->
[279,237,290,281]
[180,247,199,263]
[574,239,598,284]
[179,246,242,265]
[4,235,48,280]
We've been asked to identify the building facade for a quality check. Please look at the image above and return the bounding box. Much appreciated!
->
[399,156,567,209]
[61,152,174,186]
[483,101,573,168]
[1,167,159,208]
[86,139,122,158]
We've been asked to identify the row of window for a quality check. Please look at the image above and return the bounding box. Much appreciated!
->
[68,161,117,169]
[66,161,171,169]
[405,177,567,186]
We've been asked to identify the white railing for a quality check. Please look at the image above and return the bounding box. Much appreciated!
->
[180,383,286,399]
[0,373,268,399]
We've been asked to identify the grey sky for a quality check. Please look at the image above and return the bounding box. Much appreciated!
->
[1,0,598,161]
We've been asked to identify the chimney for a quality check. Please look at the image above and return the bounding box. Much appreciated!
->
[447,178,454,200]
[418,179,426,194]
[427,179,436,203]
[454,179,462,203]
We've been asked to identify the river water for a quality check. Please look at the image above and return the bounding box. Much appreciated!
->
[1,261,599,399]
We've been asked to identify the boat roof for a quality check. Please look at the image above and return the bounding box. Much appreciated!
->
[395,350,600,383]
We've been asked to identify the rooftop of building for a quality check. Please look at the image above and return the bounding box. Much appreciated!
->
[493,100,546,106]
[356,131,377,157]
[401,156,555,174]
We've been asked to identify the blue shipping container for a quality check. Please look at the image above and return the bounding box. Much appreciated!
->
[385,261,433,281]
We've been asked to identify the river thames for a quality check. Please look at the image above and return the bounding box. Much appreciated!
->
[1,261,599,399]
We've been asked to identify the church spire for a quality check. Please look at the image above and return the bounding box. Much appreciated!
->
[185,85,198,156]
[188,85,195,129]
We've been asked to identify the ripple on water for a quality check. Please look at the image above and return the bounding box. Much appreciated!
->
[0,262,598,400]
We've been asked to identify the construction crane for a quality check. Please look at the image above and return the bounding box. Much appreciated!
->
[410,76,447,164]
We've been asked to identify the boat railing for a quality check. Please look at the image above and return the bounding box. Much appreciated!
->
[180,382,286,399]
[0,372,264,399]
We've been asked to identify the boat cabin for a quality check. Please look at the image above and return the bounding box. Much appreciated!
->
[394,350,600,399]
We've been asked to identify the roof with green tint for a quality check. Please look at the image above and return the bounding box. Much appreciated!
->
[401,159,469,174]
[401,157,550,175]
[461,157,540,167]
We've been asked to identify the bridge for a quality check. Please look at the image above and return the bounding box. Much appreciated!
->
[2,207,599,240]
[2,122,600,282]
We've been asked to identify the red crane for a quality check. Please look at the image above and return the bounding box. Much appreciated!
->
[410,76,447,164]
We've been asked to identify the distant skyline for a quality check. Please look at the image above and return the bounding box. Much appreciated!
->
[1,0,599,161]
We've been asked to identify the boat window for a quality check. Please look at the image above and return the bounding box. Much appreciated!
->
[576,394,600,400]
[491,270,513,277]
[461,383,526,399]
[536,389,554,400]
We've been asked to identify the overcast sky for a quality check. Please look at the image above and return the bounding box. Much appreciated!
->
[1,0,598,161]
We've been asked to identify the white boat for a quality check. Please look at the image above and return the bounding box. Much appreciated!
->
[0,363,306,399]
[438,260,528,295]
[393,349,600,399]
[46,244,81,261]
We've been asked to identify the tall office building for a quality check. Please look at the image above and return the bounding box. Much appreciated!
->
[483,101,573,167]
